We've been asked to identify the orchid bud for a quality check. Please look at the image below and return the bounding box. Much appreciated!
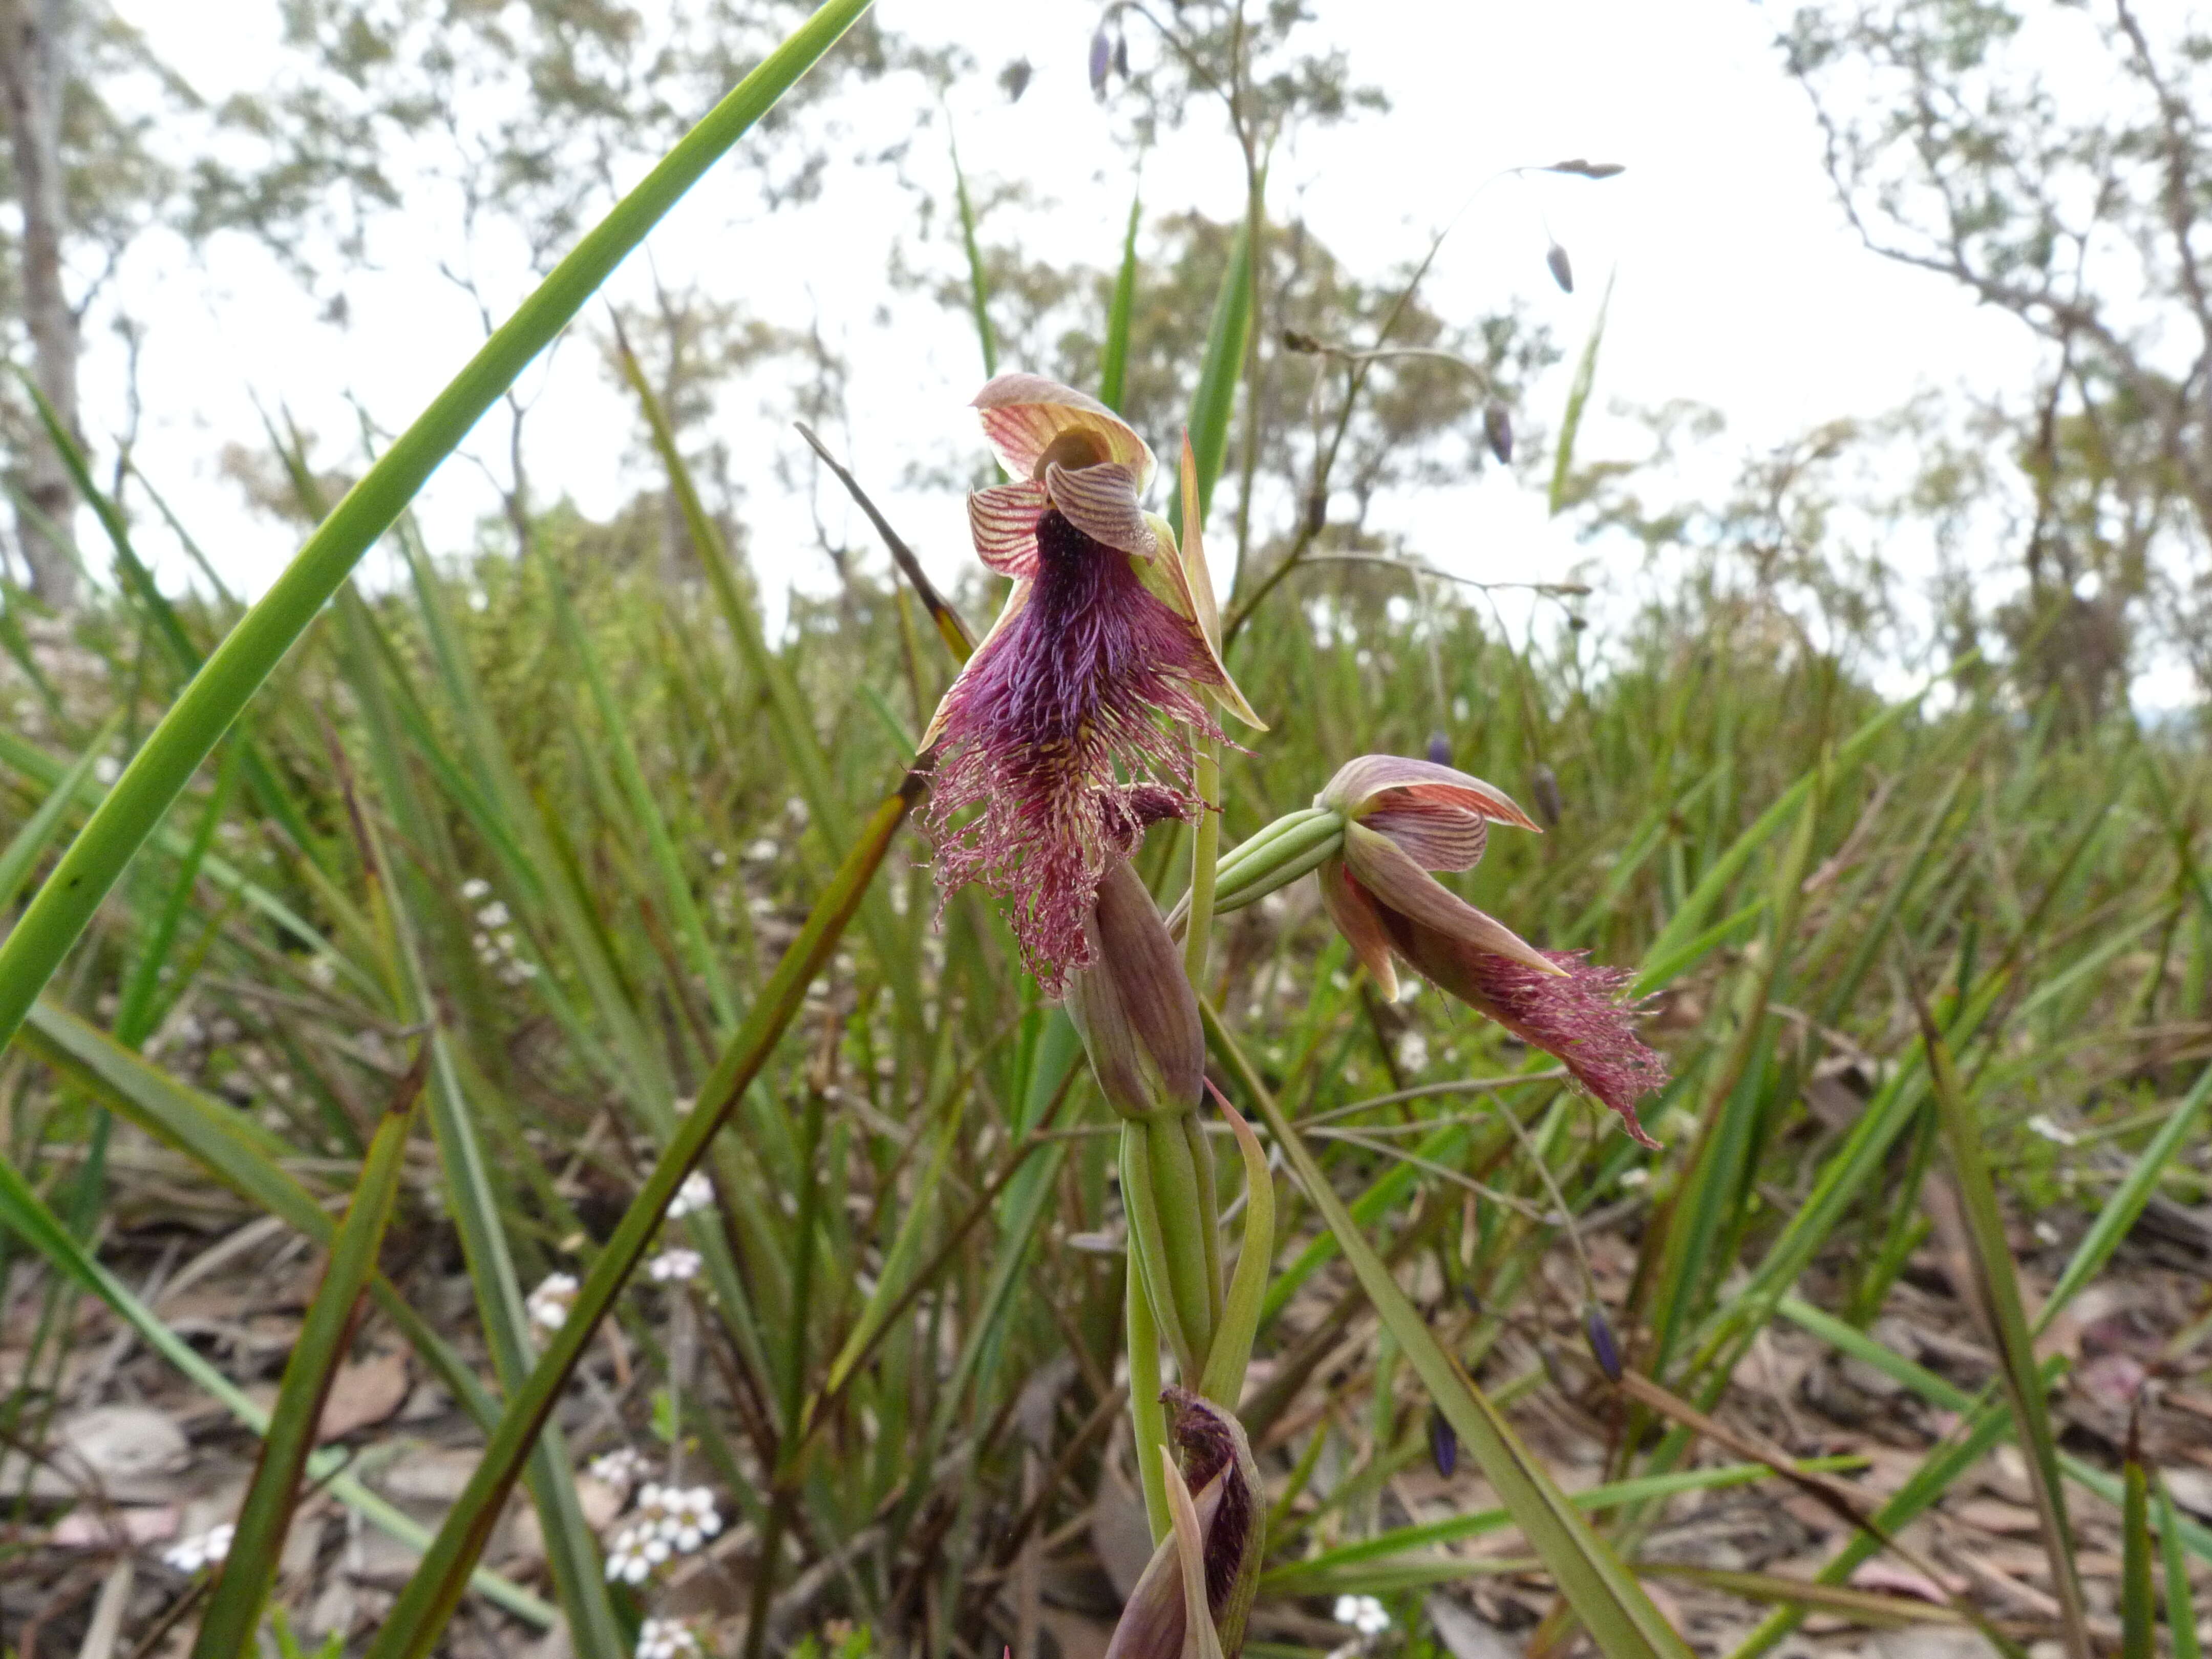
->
[1064,859,1203,1122]
[1104,1391,1264,1659]
[1546,241,1574,294]
[1483,401,1513,464]
[1585,1303,1623,1382]
[1089,25,1112,97]
[1530,761,1564,827]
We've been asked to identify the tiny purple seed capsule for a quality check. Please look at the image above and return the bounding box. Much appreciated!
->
[1546,241,1574,294]
[1484,401,1513,465]
[1429,1406,1458,1478]
[1088,26,1111,96]
[1585,1304,1623,1382]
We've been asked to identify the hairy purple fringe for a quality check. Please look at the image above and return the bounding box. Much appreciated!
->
[925,510,1221,993]
[1381,906,1667,1144]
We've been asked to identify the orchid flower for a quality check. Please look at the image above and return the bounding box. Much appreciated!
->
[922,374,1258,993]
[1314,755,1667,1145]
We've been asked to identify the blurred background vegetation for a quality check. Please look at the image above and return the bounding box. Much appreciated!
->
[0,2,2209,1656]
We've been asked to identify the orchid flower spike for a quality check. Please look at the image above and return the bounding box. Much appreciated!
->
[922,375,1257,993]
[1314,755,1667,1145]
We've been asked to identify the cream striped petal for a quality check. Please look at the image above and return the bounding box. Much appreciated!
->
[967,480,1048,575]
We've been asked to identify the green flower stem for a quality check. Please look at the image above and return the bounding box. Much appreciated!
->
[0,0,875,1058]
[1140,1113,1218,1374]
[1125,1223,1171,1543]
[1119,1122,1197,1380]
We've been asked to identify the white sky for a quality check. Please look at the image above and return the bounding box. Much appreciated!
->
[83,1,2050,682]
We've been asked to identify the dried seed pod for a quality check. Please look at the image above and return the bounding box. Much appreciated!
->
[1428,1405,1458,1478]
[1548,158,1626,179]
[1280,329,1322,354]
[1483,401,1513,465]
[1546,241,1575,294]
[1303,488,1327,537]
[1529,761,1563,827]
[999,58,1033,101]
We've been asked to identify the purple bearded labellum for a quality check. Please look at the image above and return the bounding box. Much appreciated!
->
[1105,1390,1264,1659]
[922,376,1259,994]
[1313,754,1667,1146]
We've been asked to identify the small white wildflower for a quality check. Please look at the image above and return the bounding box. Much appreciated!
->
[1395,1030,1430,1074]
[476,900,511,928]
[666,1171,714,1219]
[637,1619,704,1659]
[785,797,810,827]
[587,1447,648,1492]
[161,1522,235,1573]
[743,838,779,863]
[1334,1593,1391,1636]
[656,1486,722,1554]
[2034,1219,2061,1245]
[647,1248,701,1285]
[526,1272,579,1333]
[460,877,491,901]
[2027,1113,2078,1147]
[1617,1166,1651,1189]
[604,1525,656,1584]
[93,756,121,785]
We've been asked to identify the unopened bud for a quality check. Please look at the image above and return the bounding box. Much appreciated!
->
[1585,1303,1623,1382]
[1064,860,1203,1121]
[999,58,1033,102]
[1281,329,1322,354]
[1483,401,1513,465]
[1428,1405,1457,1477]
[1113,32,1129,78]
[1546,241,1574,294]
[1530,762,1563,827]
[1426,732,1453,767]
[1089,26,1111,96]
[1548,158,1626,179]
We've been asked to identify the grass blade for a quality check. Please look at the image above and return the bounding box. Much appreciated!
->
[2122,1413,2154,1659]
[1173,221,1251,537]
[1547,272,1612,516]
[2161,1473,2203,1659]
[192,1073,420,1656]
[1917,997,2093,1659]
[949,118,997,377]
[1100,182,1142,411]
[0,0,875,1058]
[0,715,119,908]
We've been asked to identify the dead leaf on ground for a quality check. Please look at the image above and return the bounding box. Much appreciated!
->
[317,1348,409,1442]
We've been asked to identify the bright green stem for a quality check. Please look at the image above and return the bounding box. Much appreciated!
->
[0,0,875,1059]
[1119,1122,1197,1380]
[361,774,920,1659]
[1125,1231,1171,1544]
[1141,1113,1218,1375]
